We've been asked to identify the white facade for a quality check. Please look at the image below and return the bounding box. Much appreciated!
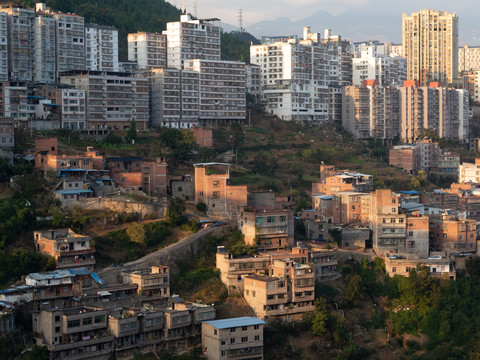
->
[149,67,199,128]
[245,64,261,103]
[458,161,480,184]
[33,15,56,83]
[60,88,86,130]
[54,13,85,73]
[184,59,246,123]
[86,24,119,72]
[164,14,221,70]
[127,32,167,70]
[352,46,406,86]
[250,40,329,122]
[2,85,28,121]
[0,12,8,81]
[0,7,35,81]
[459,45,480,74]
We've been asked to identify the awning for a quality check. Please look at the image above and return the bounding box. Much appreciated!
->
[98,291,112,297]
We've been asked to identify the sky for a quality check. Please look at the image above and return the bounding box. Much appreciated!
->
[166,0,480,43]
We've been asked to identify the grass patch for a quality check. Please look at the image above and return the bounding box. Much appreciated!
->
[246,126,267,134]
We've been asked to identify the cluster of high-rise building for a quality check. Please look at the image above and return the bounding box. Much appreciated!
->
[0,4,246,132]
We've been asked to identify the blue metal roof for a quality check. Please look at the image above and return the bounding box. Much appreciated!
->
[55,189,93,195]
[68,267,91,276]
[316,195,332,200]
[434,189,446,194]
[58,169,88,172]
[400,191,419,194]
[90,272,106,286]
[0,285,33,294]
[203,317,265,329]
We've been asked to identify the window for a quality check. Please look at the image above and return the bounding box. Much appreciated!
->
[55,326,60,333]
[67,320,80,328]
[255,335,260,341]
[94,315,105,323]
[392,267,396,273]
[254,325,260,330]
[280,215,286,222]
[266,216,275,223]
[230,338,236,344]
[221,350,225,356]
[214,329,217,335]
[406,267,411,272]
[230,327,236,332]
[199,191,204,196]
[82,317,92,326]
[55,316,60,323]
[242,326,248,331]
[241,336,248,342]
[213,191,220,199]
[221,340,226,345]
[213,181,219,187]
[256,217,264,224]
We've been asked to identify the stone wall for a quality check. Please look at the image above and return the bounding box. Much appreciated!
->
[63,198,166,219]
[99,225,230,284]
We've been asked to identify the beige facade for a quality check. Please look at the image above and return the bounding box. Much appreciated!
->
[402,10,458,86]
[121,266,170,304]
[384,254,455,279]
[202,317,265,360]
[459,45,480,73]
[127,32,167,70]
[34,229,95,270]
[459,159,480,183]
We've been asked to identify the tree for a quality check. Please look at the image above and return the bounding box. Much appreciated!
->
[166,198,186,226]
[345,275,362,306]
[21,345,49,360]
[126,223,146,246]
[311,298,329,337]
[196,201,207,213]
[230,122,244,150]
[126,120,137,143]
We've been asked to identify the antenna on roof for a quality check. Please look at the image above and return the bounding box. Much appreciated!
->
[182,0,187,14]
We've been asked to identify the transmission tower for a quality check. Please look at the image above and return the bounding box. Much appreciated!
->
[193,1,198,17]
[237,9,245,32]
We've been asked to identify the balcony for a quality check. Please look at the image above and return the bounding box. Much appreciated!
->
[228,345,263,357]
[52,334,114,351]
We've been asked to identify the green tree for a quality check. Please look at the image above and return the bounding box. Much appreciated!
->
[126,223,147,246]
[196,201,207,213]
[126,120,137,142]
[230,122,244,150]
[311,298,329,337]
[198,146,217,162]
[167,197,186,226]
[345,275,363,306]
[21,345,49,360]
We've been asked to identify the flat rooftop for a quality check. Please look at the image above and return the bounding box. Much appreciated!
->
[203,317,265,329]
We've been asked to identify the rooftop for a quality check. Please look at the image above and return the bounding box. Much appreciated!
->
[203,317,265,330]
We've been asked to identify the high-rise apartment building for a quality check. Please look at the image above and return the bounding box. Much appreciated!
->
[402,9,458,86]
[54,12,85,73]
[85,24,119,72]
[60,70,149,130]
[164,14,221,70]
[458,45,480,74]
[149,67,199,128]
[127,32,167,69]
[33,9,56,83]
[184,59,246,124]
[0,7,35,81]
[352,45,406,86]
[0,12,8,81]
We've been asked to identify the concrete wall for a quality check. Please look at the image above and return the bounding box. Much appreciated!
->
[99,225,230,284]
[62,198,166,219]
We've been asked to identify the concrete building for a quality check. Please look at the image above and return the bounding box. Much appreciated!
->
[202,317,265,360]
[369,189,407,256]
[342,83,401,140]
[384,254,455,279]
[459,159,480,183]
[121,266,170,304]
[0,7,35,81]
[331,192,370,224]
[148,67,199,128]
[34,229,95,270]
[0,82,28,122]
[54,12,85,73]
[0,12,7,81]
[33,307,114,360]
[184,59,246,125]
[402,9,458,86]
[33,9,56,84]
[194,163,247,217]
[352,45,406,86]
[458,45,480,73]
[108,156,167,195]
[250,39,329,122]
[244,258,315,320]
[85,24,119,72]
[127,32,167,69]
[0,118,14,164]
[237,208,294,251]
[246,64,261,104]
[164,14,221,70]
[429,214,477,253]
[312,171,373,197]
[60,70,149,130]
